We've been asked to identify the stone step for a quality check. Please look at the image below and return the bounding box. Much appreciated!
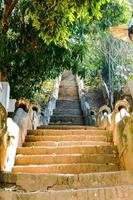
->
[58,97,80,101]
[37,125,105,130]
[27,129,110,136]
[58,87,79,92]
[25,135,112,142]
[59,85,78,88]
[1,171,133,192]
[23,141,112,147]
[56,100,80,104]
[12,163,119,174]
[56,100,81,109]
[1,185,133,200]
[17,145,117,155]
[59,83,78,87]
[50,115,84,124]
[49,122,85,125]
[53,109,83,115]
[15,154,119,165]
[58,92,79,99]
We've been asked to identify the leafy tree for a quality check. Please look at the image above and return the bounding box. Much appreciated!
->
[0,0,131,101]
[96,0,131,30]
[0,0,110,99]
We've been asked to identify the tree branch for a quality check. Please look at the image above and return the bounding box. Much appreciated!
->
[2,0,18,32]
[16,43,37,56]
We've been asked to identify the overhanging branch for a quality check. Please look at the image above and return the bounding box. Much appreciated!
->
[2,0,18,32]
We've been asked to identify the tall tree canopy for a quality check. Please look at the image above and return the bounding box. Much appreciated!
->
[0,0,131,99]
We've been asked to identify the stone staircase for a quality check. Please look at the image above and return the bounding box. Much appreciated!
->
[12,126,119,174]
[1,71,133,199]
[50,71,85,125]
[1,125,133,199]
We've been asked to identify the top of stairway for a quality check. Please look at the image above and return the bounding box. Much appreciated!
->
[58,71,79,101]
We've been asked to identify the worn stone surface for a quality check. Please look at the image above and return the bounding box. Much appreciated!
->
[0,128,131,198]
[8,99,16,113]
[27,129,109,135]
[42,75,62,125]
[2,71,133,199]
[16,145,117,155]
[12,124,119,174]
[15,154,118,165]
[37,125,105,130]
[25,134,112,142]
[1,185,133,200]
[50,71,85,125]
[58,71,79,101]
[0,82,10,111]
[1,171,133,192]
[4,118,19,171]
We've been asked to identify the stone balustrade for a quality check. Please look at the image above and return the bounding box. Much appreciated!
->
[0,99,42,172]
[13,99,42,146]
[0,75,62,171]
[42,75,62,125]
[76,75,90,125]
[96,105,111,129]
[97,99,133,170]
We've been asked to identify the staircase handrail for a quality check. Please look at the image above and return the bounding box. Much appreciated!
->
[0,99,42,172]
[96,105,111,128]
[76,75,90,124]
[98,71,110,107]
[97,99,133,170]
[42,74,62,125]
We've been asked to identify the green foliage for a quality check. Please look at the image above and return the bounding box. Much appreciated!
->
[24,0,109,47]
[82,31,133,98]
[88,0,131,32]
[80,35,103,87]
[98,0,131,29]
[33,79,54,105]
[0,0,131,101]
[78,0,132,90]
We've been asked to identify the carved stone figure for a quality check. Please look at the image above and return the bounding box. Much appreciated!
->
[96,105,111,128]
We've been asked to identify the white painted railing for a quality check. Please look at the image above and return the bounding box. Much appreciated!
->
[76,75,91,124]
[42,75,62,125]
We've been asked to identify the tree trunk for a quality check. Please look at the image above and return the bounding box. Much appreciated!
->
[2,0,18,32]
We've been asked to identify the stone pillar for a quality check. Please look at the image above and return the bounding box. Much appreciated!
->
[8,99,16,113]
[128,80,133,100]
[0,82,10,111]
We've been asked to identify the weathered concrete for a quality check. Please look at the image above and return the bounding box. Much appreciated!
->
[50,71,85,125]
[1,171,133,192]
[12,163,119,173]
[76,75,90,125]
[25,134,112,142]
[15,154,118,165]
[58,71,79,101]
[0,82,10,111]
[23,140,112,147]
[1,185,133,200]
[4,118,19,171]
[43,75,62,125]
[28,129,110,135]
[16,145,117,155]
[38,125,105,130]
